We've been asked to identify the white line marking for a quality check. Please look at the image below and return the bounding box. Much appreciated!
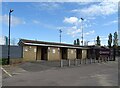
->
[1,67,12,77]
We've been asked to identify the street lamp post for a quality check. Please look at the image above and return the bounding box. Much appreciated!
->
[81,18,84,46]
[8,9,14,64]
[59,29,62,43]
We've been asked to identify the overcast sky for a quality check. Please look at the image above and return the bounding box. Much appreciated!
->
[1,1,118,45]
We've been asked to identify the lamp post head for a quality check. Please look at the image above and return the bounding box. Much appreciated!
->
[81,18,84,21]
[10,9,14,13]
[59,29,62,33]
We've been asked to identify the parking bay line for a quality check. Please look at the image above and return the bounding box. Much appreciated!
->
[1,67,12,77]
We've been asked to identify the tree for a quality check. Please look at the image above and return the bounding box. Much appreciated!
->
[96,36,101,46]
[76,38,80,45]
[74,40,77,45]
[113,32,118,47]
[112,32,118,61]
[108,33,112,48]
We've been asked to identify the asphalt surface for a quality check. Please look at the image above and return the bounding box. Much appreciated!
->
[2,58,119,86]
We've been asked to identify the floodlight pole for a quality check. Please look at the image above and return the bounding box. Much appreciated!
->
[81,18,84,46]
[59,29,62,43]
[8,9,14,65]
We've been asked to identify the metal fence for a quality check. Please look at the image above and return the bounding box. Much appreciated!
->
[0,45,23,59]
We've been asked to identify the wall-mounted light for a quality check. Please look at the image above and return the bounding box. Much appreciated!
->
[58,48,60,52]
[75,49,76,52]
[48,47,50,52]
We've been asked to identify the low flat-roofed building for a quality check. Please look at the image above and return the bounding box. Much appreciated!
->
[18,39,89,61]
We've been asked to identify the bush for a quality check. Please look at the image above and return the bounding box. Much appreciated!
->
[0,58,8,65]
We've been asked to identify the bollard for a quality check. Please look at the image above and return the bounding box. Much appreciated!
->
[68,59,70,67]
[101,57,103,62]
[90,58,92,64]
[107,57,108,61]
[108,56,109,61]
[103,57,104,62]
[107,57,109,61]
[60,59,63,67]
[102,57,104,62]
[105,57,107,62]
[93,58,95,63]
[108,57,110,61]
[83,59,85,64]
[104,57,106,62]
[83,59,84,64]
[106,57,108,61]
[106,57,108,62]
[90,58,91,63]
[98,57,100,63]
[80,59,81,64]
[88,58,89,64]
[92,58,94,63]
[99,57,102,63]
[100,57,102,63]
[85,58,87,64]
[74,59,77,66]
[103,57,105,62]
[99,57,101,63]
[91,58,93,63]
[95,58,96,63]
